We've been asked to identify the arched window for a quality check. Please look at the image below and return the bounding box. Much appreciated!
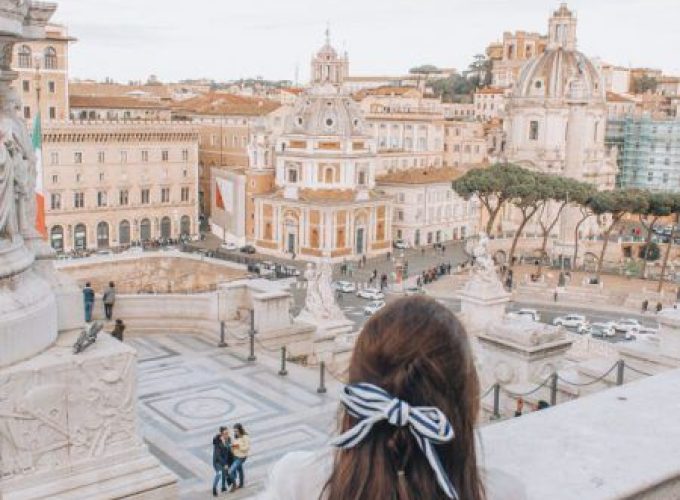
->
[97,221,110,248]
[74,223,87,250]
[140,218,151,241]
[18,45,31,68]
[529,120,539,141]
[160,216,171,239]
[180,215,190,236]
[50,225,64,251]
[119,220,131,245]
[44,46,57,69]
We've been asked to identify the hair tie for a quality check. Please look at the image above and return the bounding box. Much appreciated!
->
[331,383,458,500]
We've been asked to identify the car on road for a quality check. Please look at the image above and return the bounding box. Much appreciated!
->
[553,314,588,329]
[515,308,540,322]
[586,322,616,338]
[356,288,385,300]
[636,324,659,335]
[256,261,275,277]
[240,245,256,254]
[393,239,409,250]
[283,265,300,277]
[613,318,642,333]
[404,285,424,296]
[364,300,386,316]
[220,242,238,251]
[334,281,357,293]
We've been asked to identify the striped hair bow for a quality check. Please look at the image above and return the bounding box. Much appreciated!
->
[330,383,458,499]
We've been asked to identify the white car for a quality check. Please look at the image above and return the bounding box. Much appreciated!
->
[553,314,588,329]
[586,322,616,338]
[364,300,386,315]
[334,281,357,293]
[636,324,659,335]
[404,286,424,296]
[515,308,540,322]
[393,239,409,250]
[357,288,385,300]
[220,242,238,251]
[614,319,642,333]
[284,265,300,277]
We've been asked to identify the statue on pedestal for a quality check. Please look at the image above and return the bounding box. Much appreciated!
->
[302,257,345,322]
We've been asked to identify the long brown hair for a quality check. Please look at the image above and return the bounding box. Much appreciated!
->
[324,296,484,500]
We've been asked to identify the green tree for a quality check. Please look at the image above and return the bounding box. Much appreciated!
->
[452,164,529,236]
[507,170,545,267]
[639,242,660,261]
[570,183,597,268]
[409,64,440,75]
[657,194,680,292]
[587,190,649,281]
[632,75,658,94]
[639,192,672,277]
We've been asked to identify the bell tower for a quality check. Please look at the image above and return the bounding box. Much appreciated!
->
[548,3,577,50]
[310,27,349,86]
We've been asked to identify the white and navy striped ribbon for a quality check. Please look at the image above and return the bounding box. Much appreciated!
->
[330,383,458,500]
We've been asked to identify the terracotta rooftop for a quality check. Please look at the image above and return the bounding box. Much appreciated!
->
[280,87,305,95]
[70,95,168,110]
[172,92,281,117]
[476,86,505,95]
[377,166,467,185]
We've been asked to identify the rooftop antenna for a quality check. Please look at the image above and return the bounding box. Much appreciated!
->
[325,20,331,45]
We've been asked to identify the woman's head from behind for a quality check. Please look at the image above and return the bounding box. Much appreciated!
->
[326,296,483,500]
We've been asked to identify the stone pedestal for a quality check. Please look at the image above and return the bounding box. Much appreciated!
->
[459,279,510,335]
[0,332,176,499]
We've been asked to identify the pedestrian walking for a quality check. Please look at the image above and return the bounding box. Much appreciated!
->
[514,398,524,417]
[656,302,663,313]
[103,281,116,320]
[111,319,125,341]
[212,426,233,496]
[83,282,95,322]
[228,423,250,490]
[372,269,378,280]
[553,290,558,302]
[642,299,649,313]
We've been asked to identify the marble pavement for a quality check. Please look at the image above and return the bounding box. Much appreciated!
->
[128,332,343,499]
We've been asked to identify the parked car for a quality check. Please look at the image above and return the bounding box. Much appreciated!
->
[613,318,642,333]
[404,286,424,296]
[357,288,385,300]
[364,300,386,316]
[586,322,616,338]
[220,242,238,251]
[515,308,540,322]
[283,265,300,277]
[334,281,357,293]
[553,314,588,329]
[240,245,256,254]
[393,239,409,250]
[256,263,275,277]
[636,324,659,335]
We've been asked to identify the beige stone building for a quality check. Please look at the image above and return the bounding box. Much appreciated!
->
[487,30,547,88]
[43,122,199,252]
[377,167,479,246]
[356,86,444,174]
[69,95,171,121]
[171,92,281,215]
[473,87,506,122]
[443,121,488,167]
[12,23,74,122]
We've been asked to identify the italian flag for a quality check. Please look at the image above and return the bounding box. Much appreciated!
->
[33,113,46,238]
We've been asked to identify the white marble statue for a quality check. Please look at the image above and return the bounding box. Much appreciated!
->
[303,258,345,321]
[470,233,499,284]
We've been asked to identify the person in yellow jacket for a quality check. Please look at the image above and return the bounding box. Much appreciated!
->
[227,423,250,490]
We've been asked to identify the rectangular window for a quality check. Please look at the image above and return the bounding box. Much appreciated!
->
[182,149,189,161]
[48,81,55,93]
[74,192,84,208]
[49,107,56,119]
[23,106,30,119]
[529,121,539,141]
[141,150,149,162]
[162,150,169,162]
[50,193,61,210]
[51,174,58,184]
[119,189,129,206]
[141,188,150,204]
[648,172,654,182]
[99,172,104,182]
[161,187,170,203]
[97,191,107,207]
[22,80,29,92]
[663,173,669,184]
[74,152,82,164]
[120,151,127,163]
[50,152,59,165]
[97,151,105,163]
[397,210,404,222]
[181,186,190,202]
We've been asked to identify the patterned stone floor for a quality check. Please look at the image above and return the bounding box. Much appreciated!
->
[128,333,342,499]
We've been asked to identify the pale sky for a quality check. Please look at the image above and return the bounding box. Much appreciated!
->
[51,0,680,84]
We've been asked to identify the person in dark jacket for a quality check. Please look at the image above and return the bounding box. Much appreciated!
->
[102,281,116,320]
[83,282,95,322]
[212,426,232,496]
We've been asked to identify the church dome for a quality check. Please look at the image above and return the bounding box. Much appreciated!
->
[285,84,367,137]
[514,48,603,101]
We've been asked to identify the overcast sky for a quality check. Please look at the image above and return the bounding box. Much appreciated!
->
[51,0,680,84]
